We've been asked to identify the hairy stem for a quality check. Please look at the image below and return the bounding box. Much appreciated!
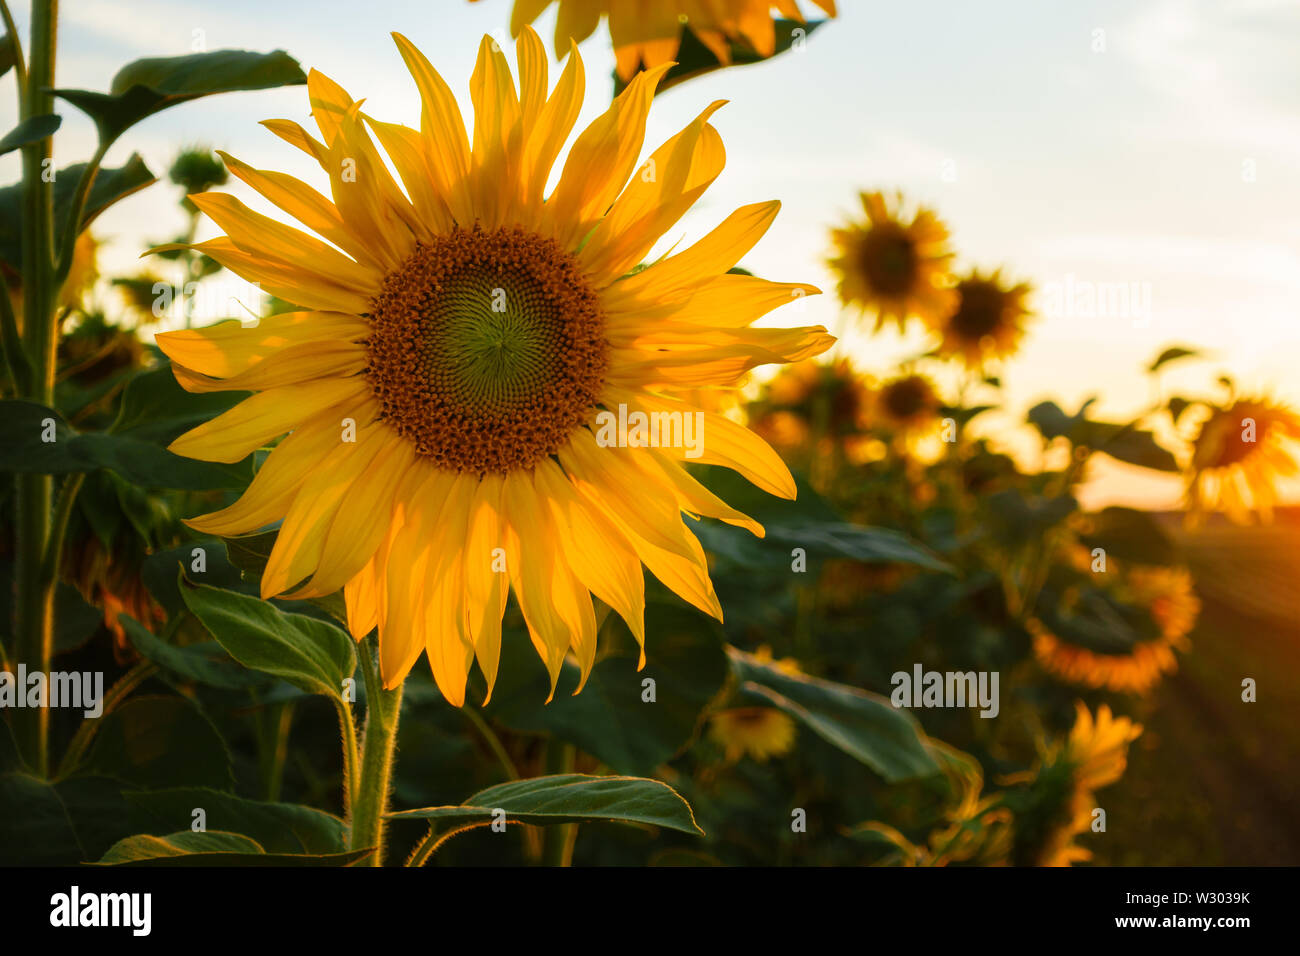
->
[349,639,403,866]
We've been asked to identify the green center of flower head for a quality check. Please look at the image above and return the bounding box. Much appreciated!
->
[860,224,917,295]
[366,226,607,475]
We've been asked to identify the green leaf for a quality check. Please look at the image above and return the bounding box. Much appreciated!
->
[179,579,355,699]
[0,155,155,271]
[0,773,83,865]
[110,363,248,444]
[1079,421,1180,472]
[729,646,939,782]
[483,603,728,776]
[0,400,252,489]
[94,830,372,866]
[120,614,269,690]
[1148,345,1201,373]
[125,787,347,854]
[0,113,61,156]
[1026,399,1178,472]
[81,695,234,790]
[389,774,703,835]
[54,49,306,148]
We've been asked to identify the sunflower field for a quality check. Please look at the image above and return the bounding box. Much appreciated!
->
[2,0,1298,884]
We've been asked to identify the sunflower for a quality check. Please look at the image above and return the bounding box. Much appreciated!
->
[1030,621,1178,696]
[1036,702,1142,866]
[154,31,832,706]
[870,372,943,437]
[485,0,838,82]
[930,269,1032,369]
[708,706,797,762]
[1124,565,1200,644]
[1185,398,1300,523]
[829,191,955,333]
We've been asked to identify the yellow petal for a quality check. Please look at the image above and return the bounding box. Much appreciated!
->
[261,422,389,597]
[543,62,672,249]
[392,32,475,226]
[463,474,508,703]
[169,377,373,464]
[579,100,727,286]
[601,201,781,313]
[604,385,796,498]
[290,429,418,598]
[172,340,366,393]
[185,411,346,537]
[156,311,368,378]
[535,458,646,655]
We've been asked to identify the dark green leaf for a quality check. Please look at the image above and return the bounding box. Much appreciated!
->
[95,829,372,865]
[0,400,252,489]
[1148,345,1201,373]
[0,113,61,156]
[0,155,155,270]
[729,646,939,782]
[82,695,234,790]
[0,773,83,864]
[125,787,347,854]
[120,614,268,690]
[389,774,702,835]
[54,49,306,148]
[179,579,355,699]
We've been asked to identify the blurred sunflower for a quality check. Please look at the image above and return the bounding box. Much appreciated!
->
[829,191,955,333]
[930,269,1032,369]
[485,0,838,82]
[1124,565,1200,644]
[155,30,832,706]
[1185,398,1300,523]
[748,359,884,470]
[1036,702,1142,866]
[1028,563,1199,694]
[708,706,797,762]
[6,230,100,322]
[1029,619,1179,696]
[870,372,943,438]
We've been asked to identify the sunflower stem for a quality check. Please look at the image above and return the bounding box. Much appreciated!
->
[13,0,59,779]
[350,638,402,866]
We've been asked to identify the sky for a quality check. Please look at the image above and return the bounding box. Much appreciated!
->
[3,0,1298,508]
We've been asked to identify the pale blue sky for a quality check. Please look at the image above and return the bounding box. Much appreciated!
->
[4,0,1298,506]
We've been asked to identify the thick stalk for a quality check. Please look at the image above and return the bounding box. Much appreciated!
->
[13,0,59,778]
[349,640,403,866]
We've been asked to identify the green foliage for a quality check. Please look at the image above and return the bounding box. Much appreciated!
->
[729,647,939,781]
[389,774,703,835]
[179,579,355,700]
[54,50,306,150]
[0,400,252,489]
